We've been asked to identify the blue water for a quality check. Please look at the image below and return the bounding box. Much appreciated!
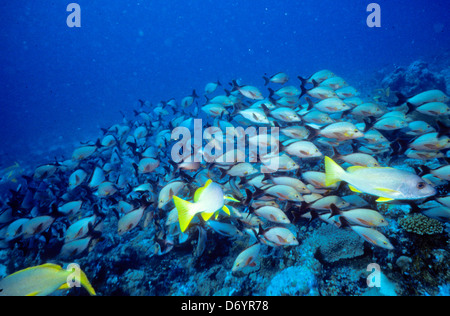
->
[1,0,448,168]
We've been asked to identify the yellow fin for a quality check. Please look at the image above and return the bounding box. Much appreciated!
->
[79,268,96,296]
[9,263,62,278]
[222,205,231,216]
[193,187,205,203]
[348,185,362,193]
[58,283,70,291]
[324,156,345,186]
[375,188,399,194]
[173,196,198,232]
[347,166,366,172]
[26,291,41,296]
[194,179,214,202]
[376,197,394,202]
[224,195,240,203]
[201,211,214,222]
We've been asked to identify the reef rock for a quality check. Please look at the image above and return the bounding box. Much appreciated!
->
[266,264,320,296]
[381,60,447,96]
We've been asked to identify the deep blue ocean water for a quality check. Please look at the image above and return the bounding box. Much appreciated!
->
[1,0,449,166]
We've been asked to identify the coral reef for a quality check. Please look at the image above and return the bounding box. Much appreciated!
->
[265,264,320,296]
[399,214,444,235]
[381,60,447,96]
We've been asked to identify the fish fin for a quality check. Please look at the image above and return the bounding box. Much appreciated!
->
[348,185,362,193]
[173,196,198,232]
[78,269,96,296]
[437,120,450,139]
[346,166,365,172]
[193,187,205,203]
[376,197,394,202]
[405,102,415,115]
[9,263,61,278]
[324,156,345,186]
[375,188,399,194]
[26,291,41,296]
[224,195,240,203]
[222,205,231,216]
[57,283,71,291]
[201,211,214,222]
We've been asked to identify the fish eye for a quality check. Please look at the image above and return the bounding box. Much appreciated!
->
[417,182,426,190]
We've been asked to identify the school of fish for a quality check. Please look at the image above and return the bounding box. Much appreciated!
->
[0,69,449,295]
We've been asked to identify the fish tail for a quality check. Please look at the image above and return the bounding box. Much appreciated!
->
[200,211,214,222]
[173,196,198,232]
[324,156,345,186]
[79,269,96,296]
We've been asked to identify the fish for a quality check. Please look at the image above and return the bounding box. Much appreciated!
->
[318,122,364,141]
[263,72,289,85]
[417,165,450,181]
[0,263,96,296]
[117,205,146,235]
[65,215,96,242]
[193,226,208,257]
[331,147,380,167]
[269,86,301,98]
[201,103,229,117]
[68,169,88,190]
[262,174,310,193]
[257,225,298,247]
[238,108,270,124]
[405,121,435,136]
[351,103,383,117]
[72,140,101,161]
[409,132,450,152]
[349,225,394,250]
[219,162,258,178]
[22,216,55,239]
[280,126,310,139]
[232,80,264,100]
[397,89,449,107]
[373,116,408,130]
[137,157,160,173]
[329,204,387,227]
[173,180,236,232]
[181,90,199,107]
[0,162,23,183]
[335,86,359,98]
[324,156,436,202]
[302,86,338,100]
[298,69,335,85]
[258,184,304,202]
[33,163,59,180]
[312,98,350,113]
[253,206,290,224]
[232,243,260,272]
[270,107,302,122]
[319,76,348,90]
[207,220,243,238]
[302,109,334,125]
[414,102,449,116]
[158,180,185,209]
[204,81,221,94]
[282,140,322,158]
